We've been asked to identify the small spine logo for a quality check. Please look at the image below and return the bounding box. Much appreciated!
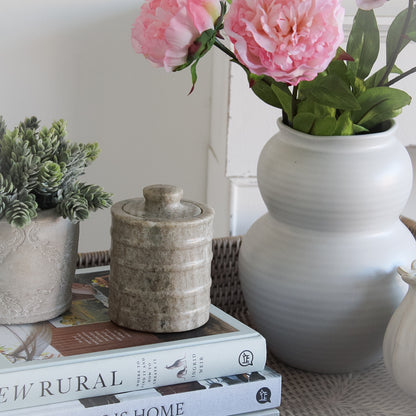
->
[238,350,254,367]
[256,387,272,404]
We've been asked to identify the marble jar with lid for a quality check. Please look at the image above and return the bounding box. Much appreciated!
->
[109,184,214,333]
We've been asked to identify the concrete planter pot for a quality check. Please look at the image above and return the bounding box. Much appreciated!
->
[0,209,79,324]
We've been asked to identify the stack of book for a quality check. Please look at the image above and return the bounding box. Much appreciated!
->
[0,267,281,416]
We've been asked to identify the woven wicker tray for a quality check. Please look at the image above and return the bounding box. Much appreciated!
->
[77,216,416,416]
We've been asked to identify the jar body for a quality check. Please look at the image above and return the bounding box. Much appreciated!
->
[239,120,416,372]
[109,194,214,333]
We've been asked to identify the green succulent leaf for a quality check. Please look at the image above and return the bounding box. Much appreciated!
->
[5,193,38,228]
[0,173,14,195]
[37,161,63,194]
[78,183,113,211]
[18,116,40,136]
[56,195,90,223]
[84,142,100,163]
[0,115,112,227]
[0,116,6,141]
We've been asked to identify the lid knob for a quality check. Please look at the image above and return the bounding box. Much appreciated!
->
[143,184,183,215]
[121,184,202,219]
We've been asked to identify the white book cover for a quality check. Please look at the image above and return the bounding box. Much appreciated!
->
[241,411,279,416]
[2,367,281,416]
[0,268,266,411]
[242,411,279,416]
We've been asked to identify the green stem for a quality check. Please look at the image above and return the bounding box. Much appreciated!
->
[214,39,256,81]
[386,66,416,86]
[378,0,414,86]
[214,40,244,68]
[290,85,298,126]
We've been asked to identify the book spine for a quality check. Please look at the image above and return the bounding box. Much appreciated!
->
[0,336,266,411]
[3,372,281,416]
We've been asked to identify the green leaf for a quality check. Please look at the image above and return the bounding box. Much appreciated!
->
[271,84,293,121]
[189,61,198,94]
[408,31,416,41]
[352,124,369,134]
[299,74,360,110]
[174,28,218,92]
[351,87,411,130]
[293,113,316,134]
[311,117,337,136]
[297,99,335,119]
[387,7,416,65]
[0,116,6,141]
[347,9,379,79]
[293,113,339,136]
[333,112,354,136]
[326,59,351,84]
[250,75,284,109]
[365,65,402,88]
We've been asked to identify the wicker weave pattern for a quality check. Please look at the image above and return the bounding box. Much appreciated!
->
[77,236,247,319]
[77,250,111,269]
[77,217,416,415]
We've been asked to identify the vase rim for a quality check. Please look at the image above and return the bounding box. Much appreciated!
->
[277,118,396,142]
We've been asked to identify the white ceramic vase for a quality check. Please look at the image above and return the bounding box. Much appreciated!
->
[0,209,79,324]
[383,261,416,397]
[239,119,416,373]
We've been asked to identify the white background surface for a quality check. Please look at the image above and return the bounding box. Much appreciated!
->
[0,0,213,252]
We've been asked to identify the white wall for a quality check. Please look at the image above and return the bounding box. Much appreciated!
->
[2,1,415,250]
[213,0,416,237]
[0,0,214,252]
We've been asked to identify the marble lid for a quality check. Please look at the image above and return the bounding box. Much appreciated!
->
[122,184,202,220]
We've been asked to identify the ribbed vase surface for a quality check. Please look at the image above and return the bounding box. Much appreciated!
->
[239,119,416,373]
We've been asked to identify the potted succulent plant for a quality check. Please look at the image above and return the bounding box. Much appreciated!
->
[0,116,112,324]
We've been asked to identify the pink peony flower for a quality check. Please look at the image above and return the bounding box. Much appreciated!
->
[224,0,345,86]
[356,0,388,10]
[132,0,221,71]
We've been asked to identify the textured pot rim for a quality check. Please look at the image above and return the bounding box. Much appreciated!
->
[0,207,73,225]
[276,118,397,152]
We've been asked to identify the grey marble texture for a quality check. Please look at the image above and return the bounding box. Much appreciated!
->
[109,185,214,333]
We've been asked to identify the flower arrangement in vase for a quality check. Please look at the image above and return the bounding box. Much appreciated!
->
[132,0,415,135]
[0,116,112,324]
[131,0,416,372]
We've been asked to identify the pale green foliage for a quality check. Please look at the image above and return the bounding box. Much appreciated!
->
[0,116,112,227]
